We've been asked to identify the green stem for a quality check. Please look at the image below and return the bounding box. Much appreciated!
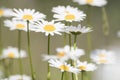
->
[18,30,23,76]
[64,33,67,46]
[102,7,109,36]
[47,34,51,80]
[81,71,84,80]
[27,20,36,80]
[73,35,78,80]
[86,5,93,60]
[0,18,3,55]
[61,72,64,80]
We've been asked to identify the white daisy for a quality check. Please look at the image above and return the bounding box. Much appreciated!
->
[0,46,27,59]
[4,20,29,31]
[42,45,70,62]
[90,49,116,64]
[48,59,80,74]
[30,20,64,36]
[52,5,86,22]
[73,0,107,7]
[76,60,97,71]
[68,46,85,60]
[2,75,31,80]
[11,9,46,22]
[0,7,12,17]
[64,24,92,35]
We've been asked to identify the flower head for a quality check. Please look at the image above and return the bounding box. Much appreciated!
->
[0,46,27,59]
[73,0,107,7]
[64,25,92,35]
[0,7,12,17]
[48,59,80,74]
[76,61,97,71]
[11,9,46,22]
[90,49,116,64]
[4,20,29,31]
[52,5,86,22]
[2,75,31,80]
[30,20,64,36]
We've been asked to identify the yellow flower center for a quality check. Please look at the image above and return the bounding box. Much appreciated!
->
[86,0,93,4]
[23,14,33,20]
[16,24,25,29]
[0,9,4,16]
[99,53,106,58]
[59,65,69,71]
[8,52,15,58]
[65,14,75,20]
[57,52,65,58]
[99,59,107,63]
[79,66,86,70]
[44,24,56,32]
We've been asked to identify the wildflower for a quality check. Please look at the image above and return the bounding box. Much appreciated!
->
[76,60,97,71]
[73,0,107,7]
[0,46,27,59]
[11,9,46,22]
[4,20,29,31]
[2,75,31,80]
[30,20,64,36]
[0,7,12,17]
[64,25,92,35]
[90,49,116,64]
[48,59,80,74]
[52,5,86,22]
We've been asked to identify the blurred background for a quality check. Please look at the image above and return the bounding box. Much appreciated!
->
[0,0,120,80]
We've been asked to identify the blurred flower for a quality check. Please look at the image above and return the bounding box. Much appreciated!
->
[73,0,107,7]
[30,20,64,36]
[48,59,80,74]
[42,45,70,62]
[11,9,46,22]
[0,46,27,59]
[76,60,97,71]
[64,25,92,35]
[2,75,31,80]
[43,45,84,61]
[90,49,116,64]
[4,20,30,31]
[52,5,86,22]
[117,31,120,37]
[0,7,12,17]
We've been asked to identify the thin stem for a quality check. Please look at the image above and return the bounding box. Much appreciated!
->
[81,71,84,80]
[0,18,3,55]
[69,34,72,48]
[61,72,64,80]
[64,33,67,46]
[86,5,93,60]
[18,30,23,76]
[73,34,78,80]
[27,20,36,80]
[102,7,109,36]
[47,34,51,80]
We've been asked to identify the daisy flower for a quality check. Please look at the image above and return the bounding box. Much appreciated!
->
[0,7,12,17]
[2,75,31,80]
[11,9,46,22]
[4,20,30,31]
[52,5,86,22]
[68,46,85,60]
[42,45,70,62]
[76,60,97,71]
[90,49,116,64]
[48,59,80,74]
[64,24,92,35]
[73,0,107,7]
[0,46,27,59]
[30,20,64,36]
